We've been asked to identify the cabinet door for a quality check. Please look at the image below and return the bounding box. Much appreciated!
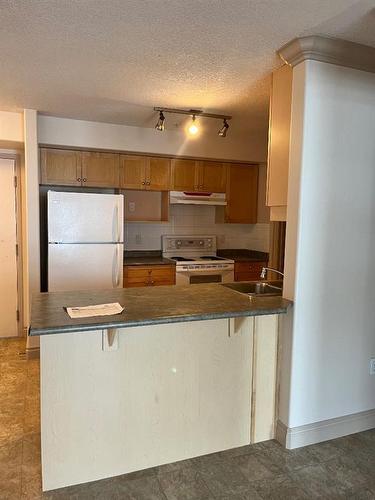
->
[234,261,267,281]
[147,157,171,191]
[199,161,227,192]
[120,155,147,189]
[123,265,175,287]
[226,164,258,223]
[40,148,81,186]
[81,152,119,188]
[171,159,198,191]
[267,65,292,217]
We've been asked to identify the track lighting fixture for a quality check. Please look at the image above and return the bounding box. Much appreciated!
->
[154,107,232,138]
[218,118,229,137]
[188,115,199,136]
[155,110,165,131]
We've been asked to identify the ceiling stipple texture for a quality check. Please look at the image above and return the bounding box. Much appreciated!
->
[1,0,374,135]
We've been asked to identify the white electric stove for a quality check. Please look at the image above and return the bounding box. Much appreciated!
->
[162,235,234,285]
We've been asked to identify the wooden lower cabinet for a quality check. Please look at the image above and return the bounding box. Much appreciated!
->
[234,261,267,282]
[123,265,175,287]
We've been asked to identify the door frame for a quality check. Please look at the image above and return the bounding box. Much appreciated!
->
[0,152,24,337]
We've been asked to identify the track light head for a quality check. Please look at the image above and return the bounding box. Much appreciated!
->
[155,111,165,131]
[218,119,229,137]
[188,115,199,136]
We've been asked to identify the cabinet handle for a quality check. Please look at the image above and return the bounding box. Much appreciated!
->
[148,270,152,274]
[77,177,82,182]
[151,280,154,284]
[142,181,146,185]
[82,178,87,182]
[146,181,151,185]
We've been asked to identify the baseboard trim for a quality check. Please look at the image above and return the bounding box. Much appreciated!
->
[26,347,40,360]
[276,409,375,449]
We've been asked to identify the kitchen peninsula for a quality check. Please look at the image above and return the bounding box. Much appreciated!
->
[30,284,291,491]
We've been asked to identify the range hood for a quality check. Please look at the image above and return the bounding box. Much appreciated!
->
[169,191,227,206]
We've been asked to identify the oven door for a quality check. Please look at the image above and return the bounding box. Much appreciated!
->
[176,267,234,285]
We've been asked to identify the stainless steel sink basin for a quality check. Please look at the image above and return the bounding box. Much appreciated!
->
[221,280,283,297]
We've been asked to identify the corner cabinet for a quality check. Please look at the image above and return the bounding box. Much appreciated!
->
[266,64,293,221]
[225,164,258,223]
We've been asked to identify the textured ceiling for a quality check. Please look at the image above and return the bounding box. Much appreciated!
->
[0,0,374,135]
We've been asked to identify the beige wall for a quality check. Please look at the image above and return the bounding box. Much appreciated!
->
[38,115,268,163]
[0,111,24,148]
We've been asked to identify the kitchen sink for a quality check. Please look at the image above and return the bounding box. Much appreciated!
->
[221,280,283,297]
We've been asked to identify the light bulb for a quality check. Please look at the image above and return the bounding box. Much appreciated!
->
[188,115,199,136]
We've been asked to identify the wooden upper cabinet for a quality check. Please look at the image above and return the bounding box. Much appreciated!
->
[40,148,81,186]
[199,161,226,192]
[226,164,258,224]
[120,155,147,189]
[171,159,198,191]
[267,64,292,221]
[147,157,171,191]
[81,152,119,188]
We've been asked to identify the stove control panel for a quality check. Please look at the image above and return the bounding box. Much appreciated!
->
[163,236,215,252]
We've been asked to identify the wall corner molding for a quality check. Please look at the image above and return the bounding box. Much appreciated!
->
[276,409,375,449]
[278,36,375,74]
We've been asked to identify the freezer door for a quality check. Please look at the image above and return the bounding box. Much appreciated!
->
[48,243,123,292]
[48,191,124,243]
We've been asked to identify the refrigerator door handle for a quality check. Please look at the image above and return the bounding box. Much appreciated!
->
[112,244,121,288]
[112,204,120,243]
[112,246,118,287]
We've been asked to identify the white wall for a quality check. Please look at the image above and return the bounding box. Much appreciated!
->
[38,115,267,163]
[280,60,375,429]
[126,205,269,252]
[23,110,40,350]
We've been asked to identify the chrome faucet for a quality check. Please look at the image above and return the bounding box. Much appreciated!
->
[260,267,284,279]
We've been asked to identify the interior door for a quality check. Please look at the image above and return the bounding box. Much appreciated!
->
[48,243,123,292]
[0,158,19,337]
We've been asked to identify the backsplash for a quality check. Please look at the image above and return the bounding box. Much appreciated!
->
[125,205,269,252]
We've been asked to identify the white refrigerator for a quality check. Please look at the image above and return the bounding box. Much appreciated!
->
[48,191,124,292]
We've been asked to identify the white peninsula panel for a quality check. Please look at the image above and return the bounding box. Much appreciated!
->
[41,318,254,490]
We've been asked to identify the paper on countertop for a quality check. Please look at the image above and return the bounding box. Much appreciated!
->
[65,303,124,319]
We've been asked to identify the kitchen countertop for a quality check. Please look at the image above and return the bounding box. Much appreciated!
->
[217,249,269,262]
[29,283,292,336]
[124,250,175,266]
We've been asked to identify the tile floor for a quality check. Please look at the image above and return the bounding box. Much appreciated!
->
[1,337,374,499]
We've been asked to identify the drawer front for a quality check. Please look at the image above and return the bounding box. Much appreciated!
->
[124,278,175,287]
[123,265,175,287]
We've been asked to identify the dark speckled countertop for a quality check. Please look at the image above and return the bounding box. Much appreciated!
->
[124,250,175,266]
[29,283,292,336]
[217,249,269,262]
